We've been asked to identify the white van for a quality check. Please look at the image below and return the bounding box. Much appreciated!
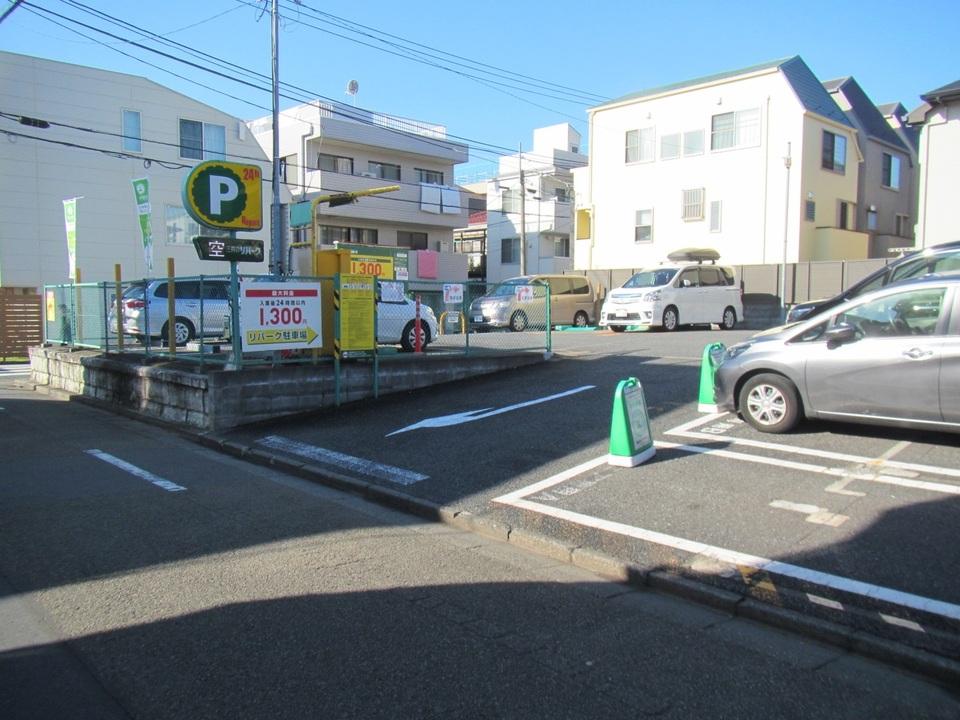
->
[599,251,742,332]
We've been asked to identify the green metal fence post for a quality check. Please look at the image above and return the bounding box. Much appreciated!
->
[545,281,552,354]
[230,263,242,369]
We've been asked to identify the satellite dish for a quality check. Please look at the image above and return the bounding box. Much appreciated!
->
[346,80,359,96]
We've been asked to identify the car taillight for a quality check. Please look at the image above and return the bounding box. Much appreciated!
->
[125,299,145,309]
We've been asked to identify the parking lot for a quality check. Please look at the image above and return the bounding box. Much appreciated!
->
[211,327,960,656]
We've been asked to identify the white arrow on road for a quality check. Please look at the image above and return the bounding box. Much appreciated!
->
[386,385,596,437]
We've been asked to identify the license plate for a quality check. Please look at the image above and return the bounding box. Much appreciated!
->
[473,315,483,323]
[616,310,628,318]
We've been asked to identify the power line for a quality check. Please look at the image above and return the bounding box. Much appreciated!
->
[23,0,589,170]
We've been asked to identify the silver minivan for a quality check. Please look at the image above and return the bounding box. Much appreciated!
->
[469,274,596,331]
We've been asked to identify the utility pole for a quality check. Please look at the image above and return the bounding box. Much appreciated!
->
[781,141,792,321]
[518,143,527,276]
[270,0,283,277]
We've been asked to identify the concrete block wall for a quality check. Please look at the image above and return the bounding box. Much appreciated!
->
[29,346,547,431]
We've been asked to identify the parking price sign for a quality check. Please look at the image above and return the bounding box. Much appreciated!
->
[240,281,321,352]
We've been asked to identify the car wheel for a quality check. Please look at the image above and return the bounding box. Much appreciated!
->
[739,373,800,433]
[721,307,737,330]
[161,318,194,347]
[662,306,679,332]
[610,325,626,333]
[573,311,589,327]
[509,311,528,332]
[400,320,430,352]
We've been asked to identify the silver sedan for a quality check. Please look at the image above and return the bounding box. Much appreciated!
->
[714,275,960,434]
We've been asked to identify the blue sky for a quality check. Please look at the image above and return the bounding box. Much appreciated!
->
[2,0,956,181]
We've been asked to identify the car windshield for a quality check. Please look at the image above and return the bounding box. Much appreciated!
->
[622,269,677,289]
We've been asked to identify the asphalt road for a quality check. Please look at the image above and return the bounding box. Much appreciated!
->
[1,364,959,718]
[216,327,960,660]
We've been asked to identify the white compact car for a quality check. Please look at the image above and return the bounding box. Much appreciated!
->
[600,253,742,332]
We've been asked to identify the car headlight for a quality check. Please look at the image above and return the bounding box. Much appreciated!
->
[642,289,661,302]
[724,343,753,361]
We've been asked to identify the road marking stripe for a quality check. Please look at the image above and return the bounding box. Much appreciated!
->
[880,614,925,633]
[493,465,960,623]
[663,424,960,480]
[494,456,609,503]
[807,594,844,611]
[656,440,960,496]
[878,440,912,462]
[85,450,186,492]
[770,500,822,515]
[258,435,428,485]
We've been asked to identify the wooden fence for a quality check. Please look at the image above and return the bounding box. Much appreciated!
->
[0,288,43,360]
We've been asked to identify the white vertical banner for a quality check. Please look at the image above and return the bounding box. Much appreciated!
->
[62,197,81,281]
[131,178,154,274]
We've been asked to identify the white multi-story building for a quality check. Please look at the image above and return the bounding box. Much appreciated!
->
[0,51,272,291]
[911,80,960,248]
[575,56,867,271]
[485,124,587,283]
[249,100,469,279]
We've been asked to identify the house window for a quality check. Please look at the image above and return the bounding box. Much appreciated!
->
[838,201,851,230]
[122,110,141,153]
[882,153,901,190]
[867,210,878,231]
[896,214,909,237]
[625,128,655,163]
[822,131,846,173]
[501,237,520,264]
[368,161,401,181]
[683,130,704,156]
[164,205,228,245]
[179,119,225,160]
[501,187,520,214]
[397,231,428,250]
[318,225,378,245]
[682,188,705,221]
[280,154,296,183]
[635,209,653,243]
[553,236,570,258]
[660,133,681,160]
[318,153,354,174]
[709,200,722,232]
[416,168,443,185]
[710,108,760,151]
[805,200,816,221]
[555,187,569,202]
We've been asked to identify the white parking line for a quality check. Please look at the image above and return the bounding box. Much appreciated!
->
[655,439,960,496]
[257,435,429,486]
[769,500,848,527]
[493,460,960,623]
[665,415,960,480]
[86,450,186,492]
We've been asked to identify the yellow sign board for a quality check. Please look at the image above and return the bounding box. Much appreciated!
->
[350,255,394,280]
[339,274,376,352]
[182,161,263,230]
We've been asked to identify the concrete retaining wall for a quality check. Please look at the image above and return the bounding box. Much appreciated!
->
[29,346,548,431]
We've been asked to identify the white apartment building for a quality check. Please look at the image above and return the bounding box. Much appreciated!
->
[575,56,866,271]
[0,51,272,291]
[911,80,960,248]
[249,100,469,278]
[485,124,587,283]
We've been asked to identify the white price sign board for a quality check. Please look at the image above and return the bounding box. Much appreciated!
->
[515,284,535,302]
[240,281,322,351]
[443,283,464,304]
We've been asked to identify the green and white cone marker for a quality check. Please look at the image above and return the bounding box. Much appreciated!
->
[608,377,656,467]
[697,342,726,413]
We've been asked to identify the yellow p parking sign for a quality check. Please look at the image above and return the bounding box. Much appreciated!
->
[183,161,263,231]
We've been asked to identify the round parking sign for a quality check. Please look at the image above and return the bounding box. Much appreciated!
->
[183,161,263,230]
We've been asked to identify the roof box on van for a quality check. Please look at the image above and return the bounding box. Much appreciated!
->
[666,248,720,263]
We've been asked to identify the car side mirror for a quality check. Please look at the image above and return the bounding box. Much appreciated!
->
[825,322,857,347]
[682,279,692,288]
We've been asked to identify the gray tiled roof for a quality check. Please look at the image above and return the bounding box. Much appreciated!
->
[922,79,960,103]
[594,56,851,127]
[823,77,908,152]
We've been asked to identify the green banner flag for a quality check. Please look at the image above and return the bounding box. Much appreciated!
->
[132,177,154,273]
[62,197,78,281]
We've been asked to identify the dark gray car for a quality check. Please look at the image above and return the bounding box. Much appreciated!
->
[715,274,960,434]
